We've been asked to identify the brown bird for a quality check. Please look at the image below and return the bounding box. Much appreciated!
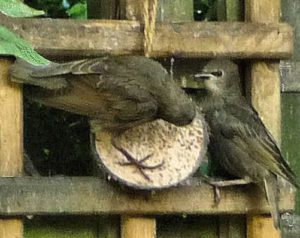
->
[194,59,298,229]
[10,56,196,179]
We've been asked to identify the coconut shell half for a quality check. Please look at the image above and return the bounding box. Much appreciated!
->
[92,110,208,190]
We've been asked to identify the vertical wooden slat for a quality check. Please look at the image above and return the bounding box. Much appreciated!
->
[247,216,280,238]
[245,0,282,237]
[87,0,118,19]
[119,0,193,22]
[0,59,23,237]
[246,61,281,142]
[121,216,156,238]
[219,216,246,238]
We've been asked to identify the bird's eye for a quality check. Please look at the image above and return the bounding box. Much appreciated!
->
[211,71,223,77]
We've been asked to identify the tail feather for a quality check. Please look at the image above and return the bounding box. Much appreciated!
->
[10,58,68,90]
[263,175,280,229]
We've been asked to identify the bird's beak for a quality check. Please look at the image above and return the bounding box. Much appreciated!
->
[193,73,213,81]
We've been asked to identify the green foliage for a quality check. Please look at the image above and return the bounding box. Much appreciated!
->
[0,26,50,65]
[0,0,45,17]
[66,2,87,19]
[25,0,86,18]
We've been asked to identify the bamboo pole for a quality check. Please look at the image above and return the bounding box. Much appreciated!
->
[0,59,23,238]
[245,0,282,237]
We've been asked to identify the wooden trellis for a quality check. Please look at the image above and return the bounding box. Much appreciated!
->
[0,0,295,237]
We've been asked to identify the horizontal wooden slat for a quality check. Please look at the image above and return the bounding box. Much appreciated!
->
[0,177,295,215]
[0,14,293,59]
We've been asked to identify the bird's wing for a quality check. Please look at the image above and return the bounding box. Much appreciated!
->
[220,100,298,187]
[92,72,158,128]
[10,57,115,90]
[10,59,70,90]
[10,56,163,90]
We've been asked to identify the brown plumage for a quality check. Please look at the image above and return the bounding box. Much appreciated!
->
[10,55,196,179]
[10,56,195,131]
[195,60,298,229]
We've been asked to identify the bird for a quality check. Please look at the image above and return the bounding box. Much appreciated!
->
[193,59,298,229]
[10,55,196,180]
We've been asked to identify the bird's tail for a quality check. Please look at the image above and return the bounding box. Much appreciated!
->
[262,174,280,229]
[10,58,68,90]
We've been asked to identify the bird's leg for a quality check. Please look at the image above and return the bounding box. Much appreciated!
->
[111,135,164,181]
[201,175,251,204]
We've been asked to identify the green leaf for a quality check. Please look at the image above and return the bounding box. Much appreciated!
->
[0,26,51,66]
[0,0,45,17]
[66,2,87,19]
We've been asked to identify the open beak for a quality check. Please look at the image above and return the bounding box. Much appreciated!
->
[194,73,213,81]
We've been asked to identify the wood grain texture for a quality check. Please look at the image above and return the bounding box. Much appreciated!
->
[148,22,292,58]
[245,0,280,23]
[246,216,281,238]
[0,177,295,215]
[0,219,23,238]
[121,216,156,238]
[0,59,23,176]
[120,0,193,22]
[245,0,284,237]
[246,61,282,141]
[0,59,23,238]
[119,0,142,21]
[0,14,293,59]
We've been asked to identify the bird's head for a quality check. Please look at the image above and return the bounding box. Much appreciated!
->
[194,60,241,96]
[157,79,196,127]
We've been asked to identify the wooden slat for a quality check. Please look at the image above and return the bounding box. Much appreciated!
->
[0,219,23,238]
[245,0,280,24]
[246,61,282,141]
[280,61,300,92]
[245,0,283,237]
[0,14,293,59]
[0,60,23,176]
[119,0,142,21]
[0,59,23,237]
[121,216,156,238]
[0,177,294,215]
[119,0,194,22]
[87,0,118,19]
[246,216,280,238]
[219,215,246,238]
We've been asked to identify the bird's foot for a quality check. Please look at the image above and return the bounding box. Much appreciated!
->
[112,141,164,181]
[201,176,250,204]
[205,178,250,187]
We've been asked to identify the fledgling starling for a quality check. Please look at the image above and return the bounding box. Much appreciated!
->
[194,60,298,229]
[10,56,196,179]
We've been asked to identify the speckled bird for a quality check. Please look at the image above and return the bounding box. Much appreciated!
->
[194,59,298,229]
[10,56,196,179]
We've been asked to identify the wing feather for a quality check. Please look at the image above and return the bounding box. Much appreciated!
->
[220,99,298,187]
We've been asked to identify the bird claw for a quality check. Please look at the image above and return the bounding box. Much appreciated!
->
[112,141,164,181]
[214,186,221,205]
[201,176,250,205]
